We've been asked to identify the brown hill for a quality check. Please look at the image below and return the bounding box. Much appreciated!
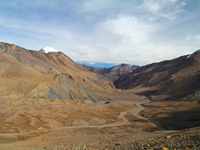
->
[83,64,139,82]
[0,42,115,101]
[115,50,200,100]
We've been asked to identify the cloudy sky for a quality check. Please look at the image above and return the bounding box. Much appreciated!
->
[0,0,200,66]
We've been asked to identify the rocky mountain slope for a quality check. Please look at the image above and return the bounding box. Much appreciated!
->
[115,50,200,100]
[83,64,139,82]
[0,42,115,101]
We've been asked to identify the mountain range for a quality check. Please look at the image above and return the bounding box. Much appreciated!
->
[0,41,200,149]
[2,41,200,102]
[0,41,114,101]
[80,49,200,103]
[115,50,200,101]
[82,63,139,82]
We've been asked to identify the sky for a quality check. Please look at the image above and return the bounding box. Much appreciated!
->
[0,0,200,67]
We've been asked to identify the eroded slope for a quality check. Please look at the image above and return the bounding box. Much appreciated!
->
[0,42,114,101]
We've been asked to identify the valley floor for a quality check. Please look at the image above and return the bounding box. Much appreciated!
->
[0,89,200,150]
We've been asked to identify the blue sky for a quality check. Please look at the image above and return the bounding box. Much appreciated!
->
[77,61,118,68]
[0,0,200,66]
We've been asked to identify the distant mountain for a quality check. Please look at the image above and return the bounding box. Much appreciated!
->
[0,42,115,101]
[77,61,117,68]
[83,64,139,82]
[115,50,200,100]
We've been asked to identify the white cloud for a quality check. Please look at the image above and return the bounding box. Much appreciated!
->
[92,15,157,64]
[81,0,109,12]
[0,15,71,39]
[141,1,161,13]
[1,0,199,66]
[63,12,200,65]
[186,34,200,42]
[96,15,157,47]
[140,0,186,20]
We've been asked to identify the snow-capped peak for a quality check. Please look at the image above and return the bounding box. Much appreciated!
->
[42,46,59,53]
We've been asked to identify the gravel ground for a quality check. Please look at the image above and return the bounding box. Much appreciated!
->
[32,127,200,150]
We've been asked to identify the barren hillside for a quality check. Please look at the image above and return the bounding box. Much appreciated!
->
[0,42,115,101]
[115,50,200,100]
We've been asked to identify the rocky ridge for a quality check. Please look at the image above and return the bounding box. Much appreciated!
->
[83,63,139,82]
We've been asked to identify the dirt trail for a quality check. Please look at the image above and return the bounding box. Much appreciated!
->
[46,98,164,132]
[0,112,129,140]
[130,97,165,130]
[0,99,163,139]
[42,111,129,134]
[0,99,167,150]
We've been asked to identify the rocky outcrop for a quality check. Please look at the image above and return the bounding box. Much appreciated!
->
[0,42,115,101]
[83,64,139,82]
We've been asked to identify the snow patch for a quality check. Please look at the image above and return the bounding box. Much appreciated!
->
[186,54,191,59]
[88,61,96,65]
[42,46,59,53]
